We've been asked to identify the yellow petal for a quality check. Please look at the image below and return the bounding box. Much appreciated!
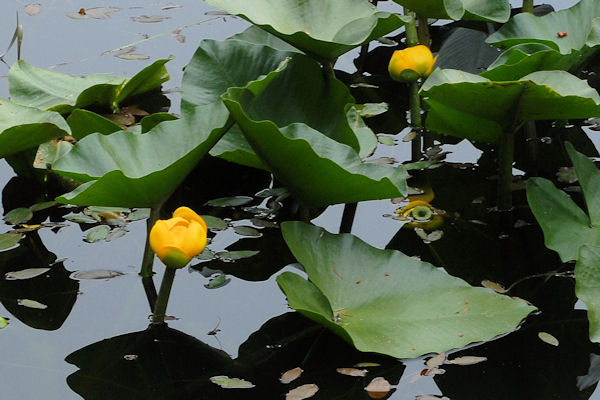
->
[149,219,175,259]
[173,206,207,232]
[180,220,207,257]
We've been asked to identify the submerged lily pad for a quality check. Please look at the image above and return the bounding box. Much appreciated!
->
[204,0,406,61]
[421,69,600,144]
[276,222,536,358]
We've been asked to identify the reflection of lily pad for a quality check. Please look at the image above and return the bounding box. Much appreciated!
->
[204,0,406,61]
[277,222,536,358]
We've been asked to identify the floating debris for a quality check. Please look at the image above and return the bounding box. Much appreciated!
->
[280,367,303,384]
[17,299,47,309]
[71,270,125,280]
[209,375,255,389]
[24,4,42,16]
[286,383,319,400]
[337,367,368,377]
[448,356,488,365]
[4,268,50,280]
[538,332,559,346]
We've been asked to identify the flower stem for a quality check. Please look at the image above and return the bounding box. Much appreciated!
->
[417,14,430,47]
[151,267,176,324]
[404,9,423,161]
[497,129,515,211]
[403,8,419,46]
[140,205,162,277]
[522,0,534,13]
[340,202,358,234]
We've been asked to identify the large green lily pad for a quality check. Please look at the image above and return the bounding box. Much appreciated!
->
[526,142,600,262]
[276,221,536,358]
[53,42,289,207]
[421,69,600,143]
[0,99,71,158]
[204,0,406,61]
[222,85,410,207]
[487,0,600,55]
[392,0,509,22]
[9,58,170,113]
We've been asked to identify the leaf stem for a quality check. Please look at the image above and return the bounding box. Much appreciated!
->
[340,202,358,234]
[151,267,176,324]
[497,129,515,212]
[140,205,162,277]
[522,0,534,13]
[417,14,431,47]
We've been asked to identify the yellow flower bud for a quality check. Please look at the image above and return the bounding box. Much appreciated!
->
[149,206,208,269]
[388,45,437,82]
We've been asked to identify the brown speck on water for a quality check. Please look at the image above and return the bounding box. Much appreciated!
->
[79,8,86,14]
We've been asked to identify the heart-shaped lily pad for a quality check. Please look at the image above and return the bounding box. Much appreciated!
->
[276,221,536,358]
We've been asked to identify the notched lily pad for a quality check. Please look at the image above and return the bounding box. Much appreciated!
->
[276,222,536,358]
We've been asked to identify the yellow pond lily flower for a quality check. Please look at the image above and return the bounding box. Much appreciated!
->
[388,45,437,82]
[150,206,208,269]
[397,200,444,231]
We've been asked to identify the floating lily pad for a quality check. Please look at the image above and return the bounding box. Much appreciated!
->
[209,375,255,389]
[85,226,110,243]
[3,207,33,225]
[205,196,253,207]
[4,268,50,280]
[216,250,259,261]
[276,221,536,358]
[204,0,407,61]
[0,233,22,250]
[71,270,125,280]
[17,299,48,309]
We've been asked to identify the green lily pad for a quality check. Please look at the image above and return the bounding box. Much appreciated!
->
[66,109,123,140]
[209,375,255,389]
[3,207,33,225]
[9,58,170,113]
[0,233,22,250]
[575,245,600,342]
[526,142,600,262]
[487,0,600,55]
[53,42,289,207]
[85,225,110,243]
[204,0,407,61]
[393,0,509,22]
[421,69,600,144]
[205,196,253,207]
[277,221,536,358]
[0,99,71,158]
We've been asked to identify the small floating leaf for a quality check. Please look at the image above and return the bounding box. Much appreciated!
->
[481,280,507,294]
[286,384,319,400]
[364,377,391,396]
[205,196,253,207]
[128,208,151,221]
[131,15,170,23]
[24,4,42,16]
[557,166,578,183]
[251,218,278,228]
[336,367,367,377]
[538,332,559,346]
[280,367,303,384]
[17,299,47,309]
[216,250,259,261]
[354,362,381,367]
[86,206,129,214]
[448,356,488,365]
[4,207,33,225]
[0,233,22,250]
[204,273,230,289]
[105,228,127,242]
[355,102,388,118]
[377,135,395,146]
[201,215,228,231]
[196,248,216,261]
[66,214,98,224]
[403,131,418,142]
[84,226,110,243]
[117,54,150,60]
[29,201,56,212]
[72,269,125,279]
[209,375,255,389]
[4,268,50,280]
[0,316,7,329]
[233,226,261,237]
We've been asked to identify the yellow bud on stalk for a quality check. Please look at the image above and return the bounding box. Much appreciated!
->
[388,45,436,83]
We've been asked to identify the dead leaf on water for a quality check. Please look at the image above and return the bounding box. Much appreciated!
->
[286,384,319,400]
[71,270,125,280]
[117,53,150,60]
[175,34,186,43]
[426,353,446,368]
[162,4,182,10]
[481,280,507,294]
[67,7,120,20]
[17,299,47,309]
[337,367,368,377]
[209,375,255,389]
[421,367,445,376]
[448,356,487,365]
[365,377,391,397]
[4,268,50,280]
[25,4,42,16]
[131,15,170,23]
[279,367,303,384]
[538,331,559,346]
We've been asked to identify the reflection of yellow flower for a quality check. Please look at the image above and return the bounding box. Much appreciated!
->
[397,200,444,231]
[150,207,207,269]
[388,45,436,82]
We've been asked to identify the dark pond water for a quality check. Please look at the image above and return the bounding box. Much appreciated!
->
[1,0,600,399]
